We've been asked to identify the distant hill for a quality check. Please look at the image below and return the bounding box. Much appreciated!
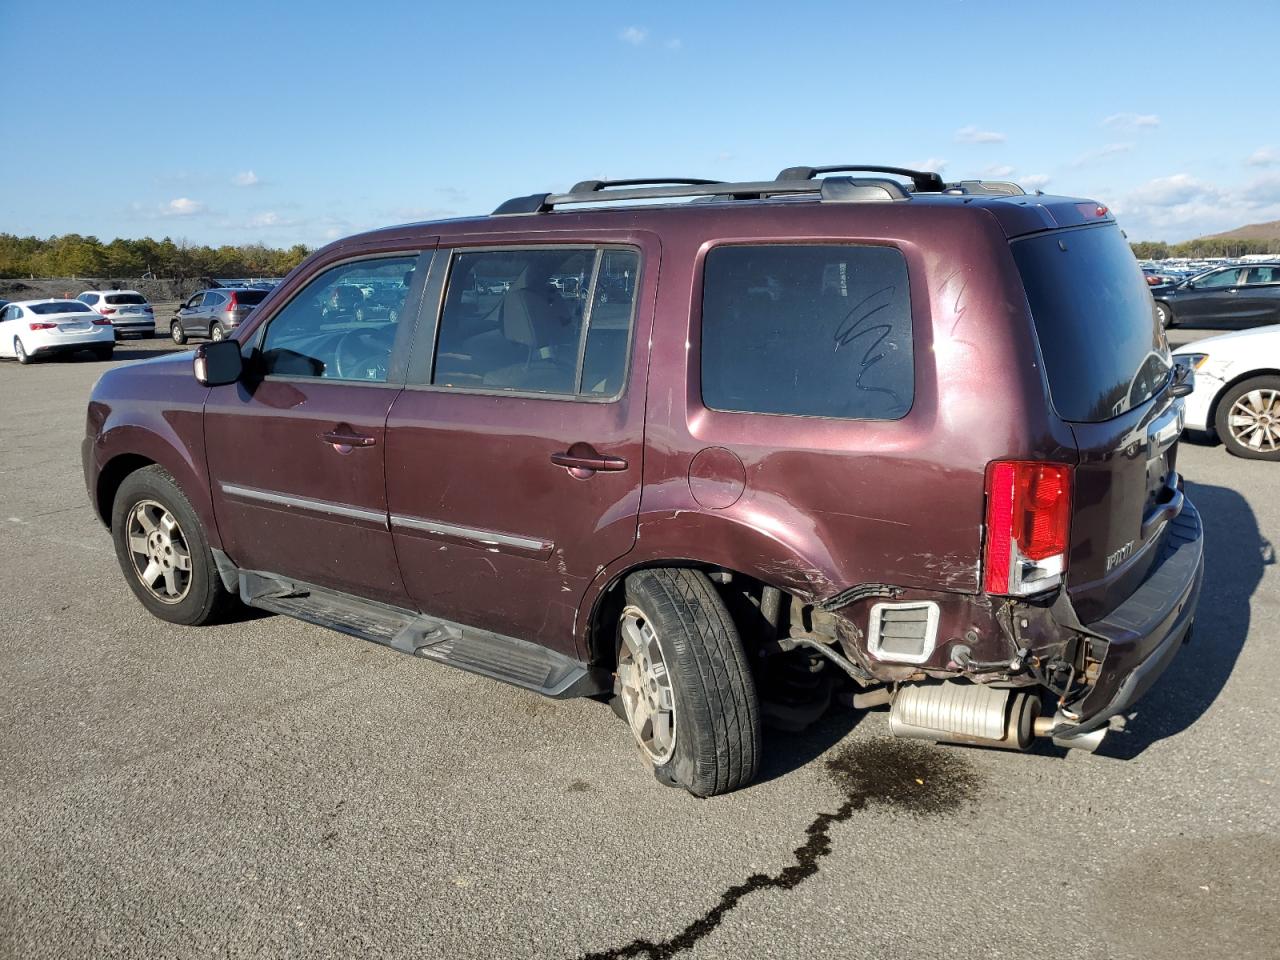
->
[1198,220,1280,242]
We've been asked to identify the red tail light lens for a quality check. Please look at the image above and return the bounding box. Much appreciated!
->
[225,292,238,312]
[100,307,116,315]
[984,461,1072,595]
[92,318,113,326]
[28,322,57,330]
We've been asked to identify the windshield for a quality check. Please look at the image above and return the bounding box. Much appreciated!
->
[29,301,93,315]
[105,293,147,305]
[1012,224,1171,422]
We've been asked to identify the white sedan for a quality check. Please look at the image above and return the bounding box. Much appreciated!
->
[0,299,116,364]
[1174,324,1280,460]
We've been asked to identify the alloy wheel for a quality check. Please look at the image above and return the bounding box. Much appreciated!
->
[617,605,677,764]
[125,499,194,603]
[1228,388,1280,452]
[210,324,225,342]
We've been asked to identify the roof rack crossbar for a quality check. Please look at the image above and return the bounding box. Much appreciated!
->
[568,177,721,193]
[493,180,822,215]
[775,165,946,193]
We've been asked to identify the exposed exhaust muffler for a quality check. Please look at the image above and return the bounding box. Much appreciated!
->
[888,682,1039,751]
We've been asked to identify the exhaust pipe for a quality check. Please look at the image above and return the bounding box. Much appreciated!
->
[888,682,1038,751]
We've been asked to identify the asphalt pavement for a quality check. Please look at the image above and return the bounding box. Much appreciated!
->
[1,330,1276,960]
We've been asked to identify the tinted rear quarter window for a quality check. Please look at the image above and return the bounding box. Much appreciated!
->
[1012,225,1170,422]
[701,244,913,419]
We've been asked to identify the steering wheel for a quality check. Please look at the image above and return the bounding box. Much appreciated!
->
[333,326,395,381]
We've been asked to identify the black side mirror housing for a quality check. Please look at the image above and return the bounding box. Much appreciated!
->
[193,339,243,386]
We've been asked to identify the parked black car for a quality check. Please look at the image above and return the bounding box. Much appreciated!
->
[1153,262,1280,328]
[170,288,269,344]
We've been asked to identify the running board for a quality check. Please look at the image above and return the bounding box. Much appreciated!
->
[237,570,607,699]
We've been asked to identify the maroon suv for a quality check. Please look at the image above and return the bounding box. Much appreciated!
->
[84,167,1203,796]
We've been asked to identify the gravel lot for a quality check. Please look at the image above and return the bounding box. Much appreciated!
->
[1,329,1276,960]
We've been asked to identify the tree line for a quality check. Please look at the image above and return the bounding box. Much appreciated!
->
[1130,237,1280,259]
[0,233,312,281]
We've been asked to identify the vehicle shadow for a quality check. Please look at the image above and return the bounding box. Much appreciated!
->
[754,704,865,786]
[1097,480,1272,760]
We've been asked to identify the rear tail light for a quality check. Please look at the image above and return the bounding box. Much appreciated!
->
[92,318,113,326]
[983,460,1072,596]
[28,322,57,330]
[100,307,116,315]
[225,292,238,312]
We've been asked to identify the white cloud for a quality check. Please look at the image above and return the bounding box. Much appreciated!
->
[1126,173,1221,208]
[619,25,648,45]
[1022,174,1051,190]
[910,157,947,172]
[1246,146,1279,167]
[1103,112,1160,129]
[1072,142,1134,167]
[247,211,287,227]
[164,197,205,216]
[1112,172,1280,241]
[665,37,682,50]
[232,170,260,187]
[954,126,1006,144]
[982,164,1015,178]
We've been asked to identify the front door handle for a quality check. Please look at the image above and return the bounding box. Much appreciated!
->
[551,445,628,478]
[320,428,376,454]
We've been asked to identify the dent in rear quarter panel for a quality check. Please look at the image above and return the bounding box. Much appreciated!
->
[88,355,218,546]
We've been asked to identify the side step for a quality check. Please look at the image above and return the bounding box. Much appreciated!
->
[237,570,607,699]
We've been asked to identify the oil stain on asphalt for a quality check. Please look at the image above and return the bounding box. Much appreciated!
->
[578,739,981,960]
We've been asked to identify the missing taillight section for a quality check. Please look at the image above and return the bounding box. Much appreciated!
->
[983,460,1072,596]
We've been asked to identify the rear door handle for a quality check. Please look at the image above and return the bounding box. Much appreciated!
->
[320,428,377,453]
[550,449,628,475]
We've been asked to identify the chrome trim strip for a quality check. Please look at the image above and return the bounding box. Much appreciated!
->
[220,483,387,525]
[390,514,549,552]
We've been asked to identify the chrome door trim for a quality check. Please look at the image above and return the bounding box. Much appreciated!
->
[220,482,388,526]
[390,513,551,554]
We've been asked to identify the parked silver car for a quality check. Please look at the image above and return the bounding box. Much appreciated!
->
[170,288,269,344]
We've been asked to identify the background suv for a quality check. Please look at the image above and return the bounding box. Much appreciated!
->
[84,167,1203,796]
[77,289,155,337]
[170,287,269,343]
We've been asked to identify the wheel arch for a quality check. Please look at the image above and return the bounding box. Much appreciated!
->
[1207,367,1280,438]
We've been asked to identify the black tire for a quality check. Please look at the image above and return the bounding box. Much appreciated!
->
[94,346,114,361]
[170,321,188,345]
[1155,301,1174,328]
[1214,375,1280,461]
[111,465,236,625]
[14,337,32,364]
[209,322,226,342]
[617,568,761,797]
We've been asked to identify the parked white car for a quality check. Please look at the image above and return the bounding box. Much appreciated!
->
[0,299,116,364]
[76,289,156,337]
[1174,324,1280,460]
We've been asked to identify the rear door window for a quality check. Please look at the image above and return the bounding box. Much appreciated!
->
[700,244,913,420]
[1012,224,1171,422]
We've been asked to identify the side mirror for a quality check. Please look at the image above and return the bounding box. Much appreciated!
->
[1183,280,1195,289]
[193,339,243,386]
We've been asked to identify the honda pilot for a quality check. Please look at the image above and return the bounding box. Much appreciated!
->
[83,166,1203,796]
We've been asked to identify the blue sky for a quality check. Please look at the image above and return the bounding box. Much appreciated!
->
[2,0,1277,246]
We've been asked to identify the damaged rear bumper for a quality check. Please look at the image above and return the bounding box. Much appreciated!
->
[1050,498,1204,745]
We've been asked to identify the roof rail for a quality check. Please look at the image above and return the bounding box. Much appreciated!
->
[567,177,721,193]
[944,180,1026,197]
[775,165,946,193]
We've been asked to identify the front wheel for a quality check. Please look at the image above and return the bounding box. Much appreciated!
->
[14,338,31,364]
[1155,301,1174,328]
[1215,375,1280,460]
[614,569,761,796]
[170,321,188,345]
[111,466,237,625]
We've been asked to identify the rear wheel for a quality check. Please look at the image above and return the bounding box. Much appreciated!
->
[170,321,187,345]
[14,338,31,364]
[1215,375,1280,460]
[614,568,761,797]
[1155,301,1174,328]
[209,322,226,342]
[111,466,236,625]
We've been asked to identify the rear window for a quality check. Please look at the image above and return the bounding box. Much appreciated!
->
[104,293,147,305]
[234,289,268,305]
[1012,225,1170,422]
[701,244,913,420]
[29,301,90,315]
